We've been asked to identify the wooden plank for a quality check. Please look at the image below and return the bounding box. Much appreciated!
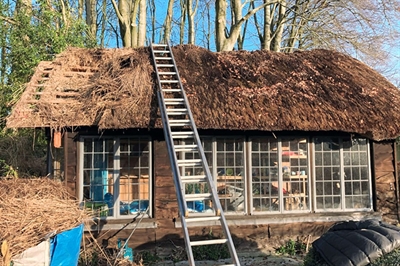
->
[373,142,394,169]
[375,171,395,183]
[153,141,172,176]
[64,132,77,198]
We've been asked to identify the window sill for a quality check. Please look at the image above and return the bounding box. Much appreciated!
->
[85,218,157,231]
[174,211,382,228]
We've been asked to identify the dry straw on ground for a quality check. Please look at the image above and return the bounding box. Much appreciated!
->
[0,178,87,265]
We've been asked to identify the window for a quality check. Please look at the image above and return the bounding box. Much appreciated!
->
[179,137,245,214]
[251,137,310,213]
[314,137,372,211]
[216,138,245,213]
[80,136,151,218]
[181,135,372,216]
[180,138,213,213]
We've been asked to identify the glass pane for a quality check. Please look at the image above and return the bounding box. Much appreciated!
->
[281,138,309,212]
[83,137,151,218]
[217,138,245,213]
[105,139,114,152]
[94,140,103,152]
[314,137,342,211]
[84,154,92,169]
[84,139,92,152]
[120,139,129,151]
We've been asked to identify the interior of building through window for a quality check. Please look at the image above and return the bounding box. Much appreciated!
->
[216,138,245,213]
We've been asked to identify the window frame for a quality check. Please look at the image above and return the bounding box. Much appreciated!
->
[78,135,152,220]
[248,136,312,214]
[312,137,373,213]
[241,135,372,215]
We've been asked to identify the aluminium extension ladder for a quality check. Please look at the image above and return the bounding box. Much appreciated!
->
[150,42,240,266]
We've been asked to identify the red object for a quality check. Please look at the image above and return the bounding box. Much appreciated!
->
[53,131,62,148]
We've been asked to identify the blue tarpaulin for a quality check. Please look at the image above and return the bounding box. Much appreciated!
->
[49,224,84,266]
[13,224,83,266]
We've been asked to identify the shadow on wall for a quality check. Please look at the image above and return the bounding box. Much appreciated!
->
[81,220,332,264]
[129,222,330,260]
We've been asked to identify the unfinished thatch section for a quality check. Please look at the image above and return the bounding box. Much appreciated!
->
[6,45,400,141]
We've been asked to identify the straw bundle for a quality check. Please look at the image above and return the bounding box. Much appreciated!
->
[0,178,87,265]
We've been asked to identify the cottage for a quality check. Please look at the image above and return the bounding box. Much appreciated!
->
[7,45,400,255]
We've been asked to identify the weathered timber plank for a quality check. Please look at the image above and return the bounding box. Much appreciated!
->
[375,171,395,183]
[153,141,172,176]
[374,142,395,172]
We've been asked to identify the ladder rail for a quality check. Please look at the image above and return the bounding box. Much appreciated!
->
[165,42,240,264]
[150,43,195,265]
[150,42,240,266]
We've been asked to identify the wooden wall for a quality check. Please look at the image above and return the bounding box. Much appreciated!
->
[76,137,400,254]
[97,139,333,253]
[64,131,78,198]
[373,141,399,224]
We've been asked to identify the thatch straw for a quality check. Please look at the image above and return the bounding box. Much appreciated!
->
[7,45,400,141]
[0,178,87,265]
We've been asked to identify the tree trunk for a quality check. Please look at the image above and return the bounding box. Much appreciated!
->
[179,0,186,44]
[111,0,141,47]
[187,0,197,44]
[162,0,174,43]
[262,0,272,50]
[100,0,107,47]
[271,0,285,52]
[15,0,32,15]
[149,0,156,43]
[78,0,84,20]
[137,0,146,47]
[216,0,270,51]
[215,0,227,51]
[85,0,97,40]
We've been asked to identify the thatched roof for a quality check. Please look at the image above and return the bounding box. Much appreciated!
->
[6,45,400,141]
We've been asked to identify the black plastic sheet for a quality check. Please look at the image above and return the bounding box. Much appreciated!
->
[313,219,400,266]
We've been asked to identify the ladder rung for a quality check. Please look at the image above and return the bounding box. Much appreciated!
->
[160,80,179,83]
[165,98,185,104]
[174,144,197,152]
[167,108,187,112]
[162,89,181,93]
[153,50,170,53]
[190,239,228,246]
[171,132,194,139]
[155,57,172,60]
[152,43,167,47]
[177,159,202,167]
[156,64,174,67]
[185,216,221,223]
[169,120,191,127]
[167,111,187,116]
[181,175,207,183]
[159,72,176,75]
[185,193,212,201]
[166,109,188,116]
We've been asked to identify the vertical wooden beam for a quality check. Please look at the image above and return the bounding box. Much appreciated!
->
[64,131,68,183]
[393,141,400,222]
[46,128,53,177]
[370,142,376,211]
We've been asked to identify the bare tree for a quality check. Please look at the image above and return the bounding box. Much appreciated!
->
[111,0,147,47]
[187,0,198,44]
[215,0,271,51]
[85,0,97,40]
[179,0,186,44]
[162,0,175,43]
